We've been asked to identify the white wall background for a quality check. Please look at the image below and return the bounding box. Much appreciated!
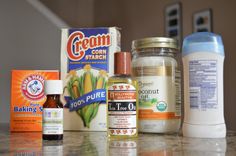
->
[0,0,67,123]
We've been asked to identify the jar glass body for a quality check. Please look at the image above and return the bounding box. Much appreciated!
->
[132,47,181,133]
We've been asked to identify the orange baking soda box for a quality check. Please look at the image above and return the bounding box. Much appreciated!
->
[10,70,59,132]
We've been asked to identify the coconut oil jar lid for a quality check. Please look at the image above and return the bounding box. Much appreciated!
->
[132,37,178,51]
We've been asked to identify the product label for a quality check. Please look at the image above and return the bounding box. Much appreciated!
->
[43,108,63,134]
[134,66,181,120]
[108,83,137,136]
[189,60,218,110]
[67,29,110,71]
[175,70,181,116]
[65,29,111,111]
[21,74,45,101]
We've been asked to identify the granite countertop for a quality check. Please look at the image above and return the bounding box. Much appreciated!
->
[0,124,236,156]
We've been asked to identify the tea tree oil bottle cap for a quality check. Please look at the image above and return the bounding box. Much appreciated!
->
[44,80,63,95]
[114,52,131,75]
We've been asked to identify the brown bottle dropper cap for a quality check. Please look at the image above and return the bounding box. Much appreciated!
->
[114,52,131,75]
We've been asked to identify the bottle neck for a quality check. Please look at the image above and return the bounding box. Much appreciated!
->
[46,94,60,100]
[44,94,63,108]
[114,73,131,77]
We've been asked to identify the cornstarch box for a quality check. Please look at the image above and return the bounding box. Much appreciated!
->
[10,70,59,132]
[61,27,120,131]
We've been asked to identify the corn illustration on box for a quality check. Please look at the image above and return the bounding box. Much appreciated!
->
[10,70,59,132]
[61,27,120,131]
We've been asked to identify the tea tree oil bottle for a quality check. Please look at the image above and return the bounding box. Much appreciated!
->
[43,80,63,140]
[107,52,138,138]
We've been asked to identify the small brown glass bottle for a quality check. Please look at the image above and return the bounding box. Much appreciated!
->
[43,80,63,140]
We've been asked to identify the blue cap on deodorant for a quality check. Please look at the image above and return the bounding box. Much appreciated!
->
[182,32,224,56]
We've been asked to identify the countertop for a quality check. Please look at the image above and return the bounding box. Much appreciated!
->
[0,123,236,156]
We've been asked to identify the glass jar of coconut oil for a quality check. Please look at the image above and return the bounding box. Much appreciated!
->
[132,37,181,133]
